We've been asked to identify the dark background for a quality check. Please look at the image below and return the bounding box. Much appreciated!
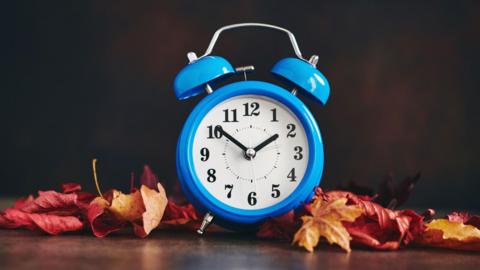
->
[2,1,479,211]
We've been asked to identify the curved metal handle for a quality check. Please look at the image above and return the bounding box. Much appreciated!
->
[199,23,306,61]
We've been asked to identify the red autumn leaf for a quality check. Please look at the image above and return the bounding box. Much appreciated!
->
[87,195,125,237]
[447,212,480,229]
[256,211,298,240]
[2,207,84,235]
[75,192,98,211]
[162,201,199,226]
[12,195,34,209]
[61,183,82,193]
[0,183,95,235]
[20,191,82,216]
[139,165,160,191]
[321,189,426,250]
[0,215,13,228]
[1,208,36,230]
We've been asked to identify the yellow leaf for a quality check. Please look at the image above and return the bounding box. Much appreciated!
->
[293,197,363,252]
[426,219,480,241]
[109,189,145,222]
[134,183,168,237]
[293,216,320,252]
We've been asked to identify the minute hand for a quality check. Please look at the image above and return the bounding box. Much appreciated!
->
[215,126,248,152]
[253,134,279,152]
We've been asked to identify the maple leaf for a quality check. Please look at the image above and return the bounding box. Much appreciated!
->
[415,217,480,251]
[293,197,363,252]
[321,189,426,250]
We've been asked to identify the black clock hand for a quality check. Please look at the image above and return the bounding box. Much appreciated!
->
[253,134,279,152]
[215,126,248,152]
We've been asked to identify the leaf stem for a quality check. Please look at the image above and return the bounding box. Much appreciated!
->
[92,158,104,199]
[130,172,135,192]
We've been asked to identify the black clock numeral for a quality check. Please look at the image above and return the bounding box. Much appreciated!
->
[286,124,296,138]
[223,109,238,122]
[224,184,233,198]
[207,168,216,183]
[207,125,222,139]
[287,168,297,182]
[248,192,257,206]
[270,108,279,122]
[243,102,260,116]
[200,148,210,161]
[293,146,303,160]
[271,184,280,198]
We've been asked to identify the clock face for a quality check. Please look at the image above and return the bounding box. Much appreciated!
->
[192,94,309,210]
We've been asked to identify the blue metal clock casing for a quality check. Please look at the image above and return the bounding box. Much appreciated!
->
[176,81,324,228]
[173,23,330,232]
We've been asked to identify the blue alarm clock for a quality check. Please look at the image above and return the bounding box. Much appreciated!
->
[173,23,330,234]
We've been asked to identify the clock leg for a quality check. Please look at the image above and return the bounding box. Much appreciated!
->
[197,212,214,235]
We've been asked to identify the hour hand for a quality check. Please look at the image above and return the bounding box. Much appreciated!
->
[253,134,279,152]
[215,126,248,152]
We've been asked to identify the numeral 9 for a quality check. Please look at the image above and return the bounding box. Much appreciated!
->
[200,147,209,161]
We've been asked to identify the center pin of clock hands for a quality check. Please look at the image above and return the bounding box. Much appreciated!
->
[245,133,280,160]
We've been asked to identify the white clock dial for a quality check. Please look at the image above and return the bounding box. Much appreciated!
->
[192,95,309,210]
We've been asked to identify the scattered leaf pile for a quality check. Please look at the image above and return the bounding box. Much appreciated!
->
[258,188,479,252]
[0,165,478,253]
[0,163,199,238]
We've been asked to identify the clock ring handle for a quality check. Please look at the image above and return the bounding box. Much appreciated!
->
[199,23,306,61]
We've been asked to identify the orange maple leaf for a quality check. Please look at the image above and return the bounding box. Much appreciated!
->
[293,197,363,252]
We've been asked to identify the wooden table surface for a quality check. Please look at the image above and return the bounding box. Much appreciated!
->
[1,200,479,269]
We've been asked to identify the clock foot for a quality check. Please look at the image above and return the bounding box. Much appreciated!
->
[197,212,214,236]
